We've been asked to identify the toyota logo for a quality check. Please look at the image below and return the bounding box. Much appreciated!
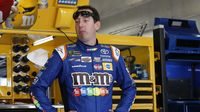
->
[100,49,109,54]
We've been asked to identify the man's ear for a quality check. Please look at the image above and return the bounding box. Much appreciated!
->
[95,21,101,31]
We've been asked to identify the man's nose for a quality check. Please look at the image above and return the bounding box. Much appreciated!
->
[79,22,84,27]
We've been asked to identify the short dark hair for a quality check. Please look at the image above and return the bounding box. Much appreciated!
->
[75,5,100,22]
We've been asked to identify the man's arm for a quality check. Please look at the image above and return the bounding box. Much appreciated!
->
[30,50,63,112]
[115,56,136,112]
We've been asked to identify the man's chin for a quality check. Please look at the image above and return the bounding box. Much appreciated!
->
[78,35,88,39]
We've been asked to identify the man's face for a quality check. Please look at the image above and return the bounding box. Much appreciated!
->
[74,9,100,41]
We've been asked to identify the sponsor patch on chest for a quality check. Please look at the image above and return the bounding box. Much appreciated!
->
[102,63,113,71]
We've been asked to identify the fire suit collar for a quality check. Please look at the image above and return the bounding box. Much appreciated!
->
[76,39,99,52]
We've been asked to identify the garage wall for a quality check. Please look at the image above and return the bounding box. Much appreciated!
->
[91,0,200,36]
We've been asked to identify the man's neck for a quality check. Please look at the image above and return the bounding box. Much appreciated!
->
[81,38,97,46]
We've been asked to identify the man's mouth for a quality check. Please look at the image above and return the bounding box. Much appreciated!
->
[79,31,86,34]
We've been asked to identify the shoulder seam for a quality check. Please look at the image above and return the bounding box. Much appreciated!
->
[55,45,67,61]
[110,45,120,62]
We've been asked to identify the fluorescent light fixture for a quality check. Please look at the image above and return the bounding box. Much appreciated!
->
[33,35,54,46]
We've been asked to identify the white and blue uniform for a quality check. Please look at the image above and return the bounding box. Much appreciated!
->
[30,39,136,112]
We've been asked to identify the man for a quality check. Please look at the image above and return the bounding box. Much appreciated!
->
[30,5,136,112]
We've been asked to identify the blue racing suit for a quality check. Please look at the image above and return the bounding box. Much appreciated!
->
[30,39,136,112]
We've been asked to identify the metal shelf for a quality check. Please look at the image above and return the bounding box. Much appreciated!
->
[113,87,153,91]
[113,103,153,110]
[135,80,153,83]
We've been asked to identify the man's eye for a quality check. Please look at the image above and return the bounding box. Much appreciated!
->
[84,19,89,22]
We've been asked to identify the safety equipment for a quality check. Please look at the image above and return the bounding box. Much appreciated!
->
[21,45,30,53]
[21,55,29,63]
[73,11,95,20]
[13,64,22,73]
[13,75,23,83]
[12,45,21,53]
[21,65,30,73]
[13,54,22,63]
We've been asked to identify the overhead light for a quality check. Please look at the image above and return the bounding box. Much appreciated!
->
[126,0,151,5]
[32,35,54,46]
[126,0,143,4]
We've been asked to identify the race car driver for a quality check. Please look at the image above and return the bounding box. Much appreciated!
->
[30,5,136,112]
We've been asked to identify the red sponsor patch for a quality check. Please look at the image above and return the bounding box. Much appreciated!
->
[73,88,81,96]
[94,64,102,70]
